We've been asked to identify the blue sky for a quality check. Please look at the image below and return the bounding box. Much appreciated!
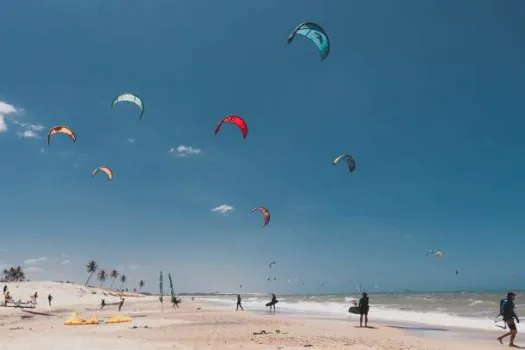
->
[1,0,525,294]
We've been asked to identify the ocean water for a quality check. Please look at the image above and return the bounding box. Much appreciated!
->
[191,292,524,332]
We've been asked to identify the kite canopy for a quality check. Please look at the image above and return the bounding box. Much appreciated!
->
[214,115,248,138]
[47,126,76,145]
[333,154,356,173]
[287,22,330,60]
[92,166,113,181]
[269,261,276,269]
[251,207,271,227]
[112,93,144,120]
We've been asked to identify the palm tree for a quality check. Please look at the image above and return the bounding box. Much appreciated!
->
[109,270,119,289]
[119,275,127,290]
[85,260,98,286]
[14,266,25,281]
[97,269,108,288]
[138,280,145,292]
[1,266,25,282]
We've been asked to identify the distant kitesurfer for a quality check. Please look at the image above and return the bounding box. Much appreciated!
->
[497,292,520,347]
[236,294,244,311]
[359,292,370,328]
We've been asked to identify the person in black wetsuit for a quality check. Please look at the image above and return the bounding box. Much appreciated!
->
[236,294,244,311]
[358,292,370,328]
[497,292,520,346]
[118,297,125,312]
[269,293,277,314]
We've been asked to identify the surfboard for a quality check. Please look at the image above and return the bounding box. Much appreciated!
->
[265,300,279,307]
[348,306,360,314]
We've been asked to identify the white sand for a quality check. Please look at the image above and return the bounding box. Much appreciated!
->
[0,281,516,349]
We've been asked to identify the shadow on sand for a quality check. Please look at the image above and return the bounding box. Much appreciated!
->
[353,326,378,329]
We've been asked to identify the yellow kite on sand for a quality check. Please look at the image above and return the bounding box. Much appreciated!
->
[64,312,132,326]
[105,315,132,324]
[64,312,99,325]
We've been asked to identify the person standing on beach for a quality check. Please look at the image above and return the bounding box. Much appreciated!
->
[236,294,244,311]
[47,294,53,307]
[358,292,370,328]
[118,297,125,312]
[497,292,520,346]
[269,293,278,314]
[100,298,106,310]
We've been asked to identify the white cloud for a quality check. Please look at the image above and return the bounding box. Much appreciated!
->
[169,145,202,157]
[25,266,45,274]
[24,256,48,264]
[17,129,40,139]
[0,101,17,115]
[0,101,18,133]
[60,260,70,265]
[129,265,139,270]
[13,121,44,139]
[211,204,235,215]
[127,138,135,143]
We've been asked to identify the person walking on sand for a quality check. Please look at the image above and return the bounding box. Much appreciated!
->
[359,292,370,328]
[118,297,125,312]
[236,294,244,311]
[47,294,53,307]
[497,292,520,347]
[3,285,7,295]
[172,296,180,308]
[100,298,106,310]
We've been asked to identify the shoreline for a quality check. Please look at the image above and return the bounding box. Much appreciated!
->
[0,281,518,349]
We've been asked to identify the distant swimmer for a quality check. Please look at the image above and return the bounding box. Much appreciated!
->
[497,292,520,347]
[265,293,278,314]
[236,294,244,311]
[358,292,370,328]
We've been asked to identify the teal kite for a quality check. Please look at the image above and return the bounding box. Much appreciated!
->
[287,22,330,60]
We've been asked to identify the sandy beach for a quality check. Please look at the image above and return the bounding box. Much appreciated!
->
[0,281,516,350]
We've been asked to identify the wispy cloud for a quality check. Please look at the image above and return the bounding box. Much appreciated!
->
[14,121,45,139]
[211,204,235,215]
[127,138,135,143]
[60,259,70,265]
[17,129,40,139]
[25,266,45,274]
[169,145,202,157]
[0,101,18,133]
[24,256,48,265]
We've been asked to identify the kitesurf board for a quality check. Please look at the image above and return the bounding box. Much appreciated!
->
[265,300,279,307]
[348,306,360,314]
